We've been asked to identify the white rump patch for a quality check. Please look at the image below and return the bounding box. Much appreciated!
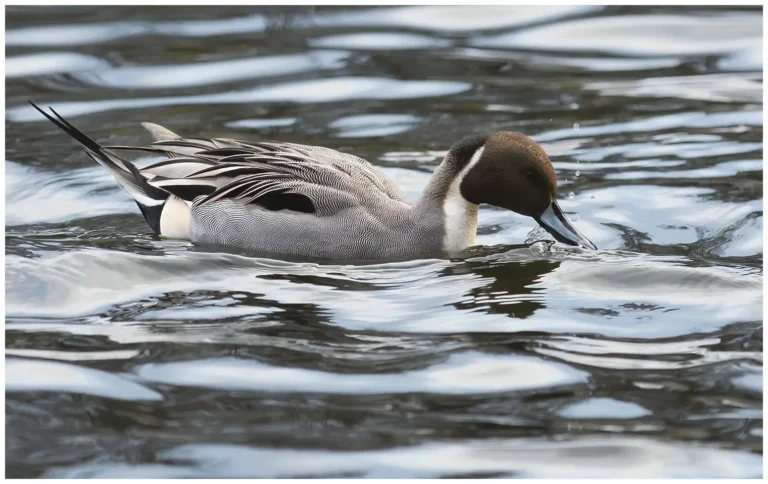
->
[159,195,191,239]
[442,145,483,251]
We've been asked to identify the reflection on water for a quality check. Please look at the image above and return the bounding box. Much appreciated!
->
[5,5,763,478]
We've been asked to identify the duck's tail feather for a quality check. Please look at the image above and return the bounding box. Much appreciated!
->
[29,102,170,234]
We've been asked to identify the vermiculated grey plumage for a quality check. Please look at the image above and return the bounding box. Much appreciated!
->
[166,141,446,258]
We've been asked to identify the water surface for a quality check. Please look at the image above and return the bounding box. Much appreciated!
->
[5,5,763,478]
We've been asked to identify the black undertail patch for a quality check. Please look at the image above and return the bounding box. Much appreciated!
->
[137,201,165,235]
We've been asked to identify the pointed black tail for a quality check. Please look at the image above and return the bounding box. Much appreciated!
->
[29,102,169,233]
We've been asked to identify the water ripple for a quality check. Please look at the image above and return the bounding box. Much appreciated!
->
[471,13,761,57]
[48,437,761,478]
[136,352,588,394]
[74,50,348,90]
[6,52,110,78]
[8,76,472,122]
[6,358,163,401]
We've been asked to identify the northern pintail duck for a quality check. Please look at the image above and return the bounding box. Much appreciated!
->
[31,102,596,259]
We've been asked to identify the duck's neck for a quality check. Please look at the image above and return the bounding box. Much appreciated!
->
[417,146,484,252]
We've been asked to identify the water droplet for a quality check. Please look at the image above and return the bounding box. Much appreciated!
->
[575,171,580,177]
[568,192,575,199]
[590,195,595,200]
[525,225,554,245]
[573,123,580,130]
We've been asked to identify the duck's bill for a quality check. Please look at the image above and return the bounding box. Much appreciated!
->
[535,200,597,250]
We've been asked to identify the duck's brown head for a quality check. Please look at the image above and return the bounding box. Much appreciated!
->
[452,131,596,249]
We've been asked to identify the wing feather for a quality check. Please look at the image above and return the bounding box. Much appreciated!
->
[105,128,411,217]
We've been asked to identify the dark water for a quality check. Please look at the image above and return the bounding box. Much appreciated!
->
[5,5,763,478]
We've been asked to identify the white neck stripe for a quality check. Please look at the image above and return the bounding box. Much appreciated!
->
[459,145,485,182]
[442,145,484,252]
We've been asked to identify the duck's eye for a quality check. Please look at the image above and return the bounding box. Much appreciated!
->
[524,170,535,179]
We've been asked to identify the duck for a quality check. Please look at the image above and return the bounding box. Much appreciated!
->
[30,102,596,259]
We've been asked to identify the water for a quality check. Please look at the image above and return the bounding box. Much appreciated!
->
[5,5,762,478]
